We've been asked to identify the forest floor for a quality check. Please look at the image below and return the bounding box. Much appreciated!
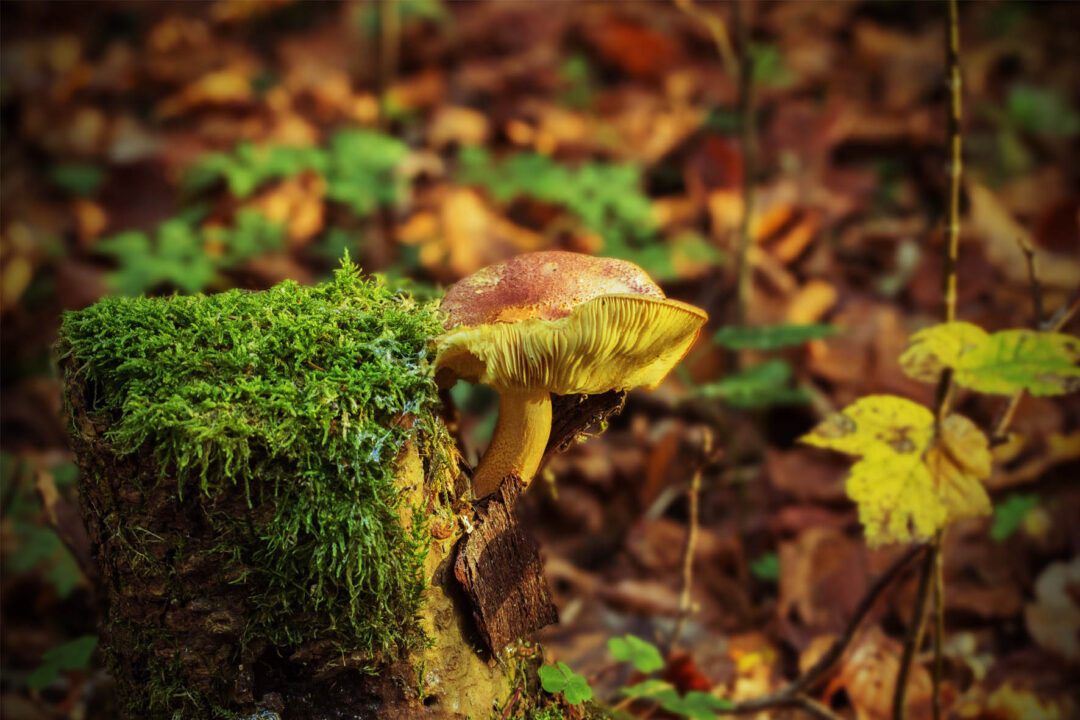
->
[1,1,1078,719]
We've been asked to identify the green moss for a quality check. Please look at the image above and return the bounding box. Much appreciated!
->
[58,258,451,658]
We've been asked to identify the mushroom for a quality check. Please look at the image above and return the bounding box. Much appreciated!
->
[435,251,708,499]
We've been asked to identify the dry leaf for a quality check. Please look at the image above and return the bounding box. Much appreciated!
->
[1025,558,1080,662]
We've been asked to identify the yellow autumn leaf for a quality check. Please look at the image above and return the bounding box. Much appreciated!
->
[801,395,992,547]
[927,414,992,523]
[900,321,1080,396]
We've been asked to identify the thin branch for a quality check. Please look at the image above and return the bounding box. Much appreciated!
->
[669,429,712,654]
[733,0,756,328]
[892,543,936,720]
[914,5,962,715]
[932,532,946,720]
[712,545,926,715]
[791,695,846,720]
[1041,286,1080,332]
[942,0,963,325]
[1017,237,1044,328]
[673,0,738,78]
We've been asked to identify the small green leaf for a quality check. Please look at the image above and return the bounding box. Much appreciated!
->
[694,359,809,409]
[49,163,105,196]
[713,324,836,350]
[749,43,793,88]
[28,636,97,690]
[539,664,567,694]
[1006,84,1080,136]
[990,493,1041,542]
[608,634,664,673]
[563,673,594,705]
[750,552,779,582]
[540,662,593,705]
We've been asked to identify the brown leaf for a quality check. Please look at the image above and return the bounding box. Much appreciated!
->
[778,527,868,632]
[1025,558,1080,662]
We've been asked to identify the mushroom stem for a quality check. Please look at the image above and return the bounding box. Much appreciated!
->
[471,388,552,499]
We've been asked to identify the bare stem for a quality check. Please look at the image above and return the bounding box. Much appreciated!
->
[673,0,737,77]
[942,0,962,324]
[892,543,935,720]
[669,429,712,654]
[1017,237,1044,327]
[932,531,946,720]
[791,695,846,720]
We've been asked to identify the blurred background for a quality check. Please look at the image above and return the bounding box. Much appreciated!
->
[2,1,1079,718]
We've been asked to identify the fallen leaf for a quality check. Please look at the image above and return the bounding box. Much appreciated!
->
[1025,558,1080,662]
[832,627,933,720]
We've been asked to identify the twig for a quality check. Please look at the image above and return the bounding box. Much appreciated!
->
[497,683,523,720]
[942,0,962,325]
[673,0,738,78]
[932,532,946,720]
[712,545,926,715]
[669,429,712,654]
[904,5,962,717]
[892,542,936,720]
[1041,286,1080,332]
[378,0,399,109]
[1016,237,1043,327]
[733,0,756,328]
[991,289,1080,443]
[791,695,846,720]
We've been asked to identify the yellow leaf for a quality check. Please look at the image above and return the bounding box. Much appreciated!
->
[900,321,1080,396]
[847,454,943,546]
[927,414,992,524]
[801,395,934,458]
[801,395,992,547]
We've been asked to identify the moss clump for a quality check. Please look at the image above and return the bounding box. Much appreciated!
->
[59,259,450,663]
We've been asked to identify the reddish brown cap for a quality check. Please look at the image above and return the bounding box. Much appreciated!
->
[440,251,665,328]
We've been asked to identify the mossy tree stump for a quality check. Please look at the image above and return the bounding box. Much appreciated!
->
[57,264,531,719]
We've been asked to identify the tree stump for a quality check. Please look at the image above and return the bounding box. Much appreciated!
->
[56,266,531,719]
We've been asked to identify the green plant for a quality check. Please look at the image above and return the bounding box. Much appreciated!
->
[48,162,105,196]
[687,323,839,409]
[0,453,83,598]
[539,662,594,705]
[990,493,1041,542]
[186,130,409,211]
[96,210,283,295]
[28,636,98,691]
[457,148,723,279]
[713,323,836,350]
[97,129,413,296]
[607,634,664,673]
[621,680,734,720]
[750,552,780,582]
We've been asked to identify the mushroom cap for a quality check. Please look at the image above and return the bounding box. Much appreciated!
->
[435,252,708,395]
[441,251,666,327]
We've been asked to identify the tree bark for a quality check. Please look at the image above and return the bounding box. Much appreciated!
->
[64,379,521,719]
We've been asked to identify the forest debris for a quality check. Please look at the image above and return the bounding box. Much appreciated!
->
[779,527,868,633]
[831,628,934,720]
[454,476,558,654]
[1024,558,1080,662]
[968,182,1080,290]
